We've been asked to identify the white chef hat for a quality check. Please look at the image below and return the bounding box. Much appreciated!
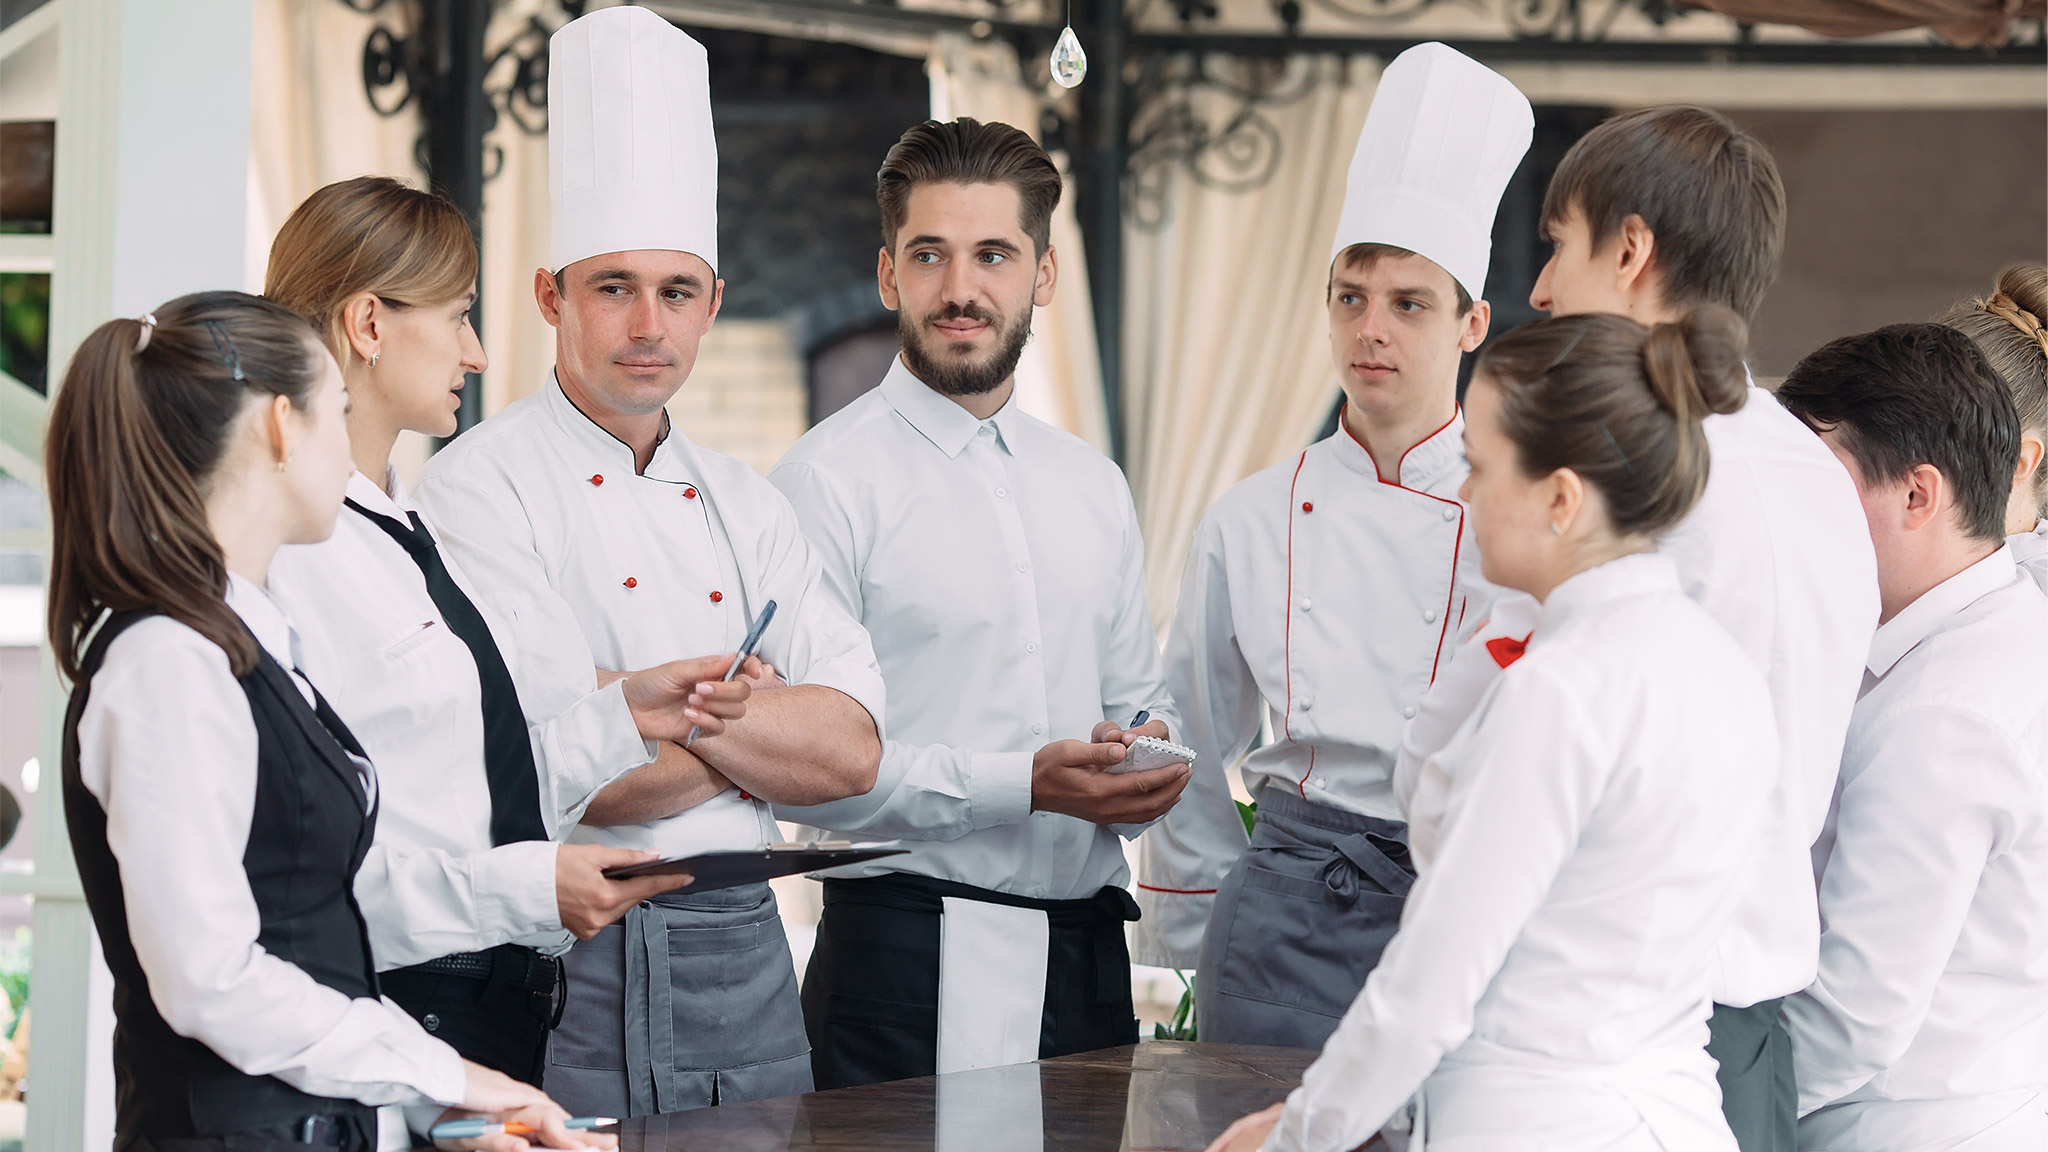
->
[1329,43,1533,302]
[548,6,718,274]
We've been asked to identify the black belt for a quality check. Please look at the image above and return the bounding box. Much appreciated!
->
[400,943,568,1028]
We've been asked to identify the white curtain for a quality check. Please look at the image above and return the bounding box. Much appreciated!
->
[929,33,1111,456]
[1121,53,1381,631]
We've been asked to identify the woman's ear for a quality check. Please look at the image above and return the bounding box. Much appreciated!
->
[1548,467,1587,537]
[265,393,297,469]
[340,292,382,366]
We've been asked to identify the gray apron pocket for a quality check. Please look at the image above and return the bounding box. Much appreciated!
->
[1214,842,1410,1019]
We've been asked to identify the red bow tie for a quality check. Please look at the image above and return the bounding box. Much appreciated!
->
[1485,632,1532,669]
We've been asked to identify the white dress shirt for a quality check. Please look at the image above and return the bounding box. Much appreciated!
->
[1266,553,1777,1152]
[414,376,886,857]
[1784,546,2048,1151]
[2006,520,2048,593]
[1132,413,1493,967]
[74,575,465,1108]
[767,359,1177,899]
[1395,386,1878,1009]
[269,469,657,969]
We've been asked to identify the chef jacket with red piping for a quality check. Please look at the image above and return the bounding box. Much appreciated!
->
[1395,384,1879,1012]
[1133,411,1495,969]
[413,374,887,859]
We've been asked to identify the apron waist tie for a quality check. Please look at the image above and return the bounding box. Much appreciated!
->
[622,900,678,1115]
[1321,831,1416,903]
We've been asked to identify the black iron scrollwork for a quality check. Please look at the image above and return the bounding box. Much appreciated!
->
[343,0,584,181]
[1124,54,1323,230]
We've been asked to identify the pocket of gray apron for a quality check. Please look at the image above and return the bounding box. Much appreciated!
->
[1213,831,1413,1019]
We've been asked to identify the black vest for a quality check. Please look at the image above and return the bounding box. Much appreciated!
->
[61,611,383,1142]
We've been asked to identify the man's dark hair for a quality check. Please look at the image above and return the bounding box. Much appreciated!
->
[1542,106,1786,324]
[877,118,1062,256]
[1777,323,2018,543]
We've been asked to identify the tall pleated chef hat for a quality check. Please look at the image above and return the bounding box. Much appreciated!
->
[548,5,718,274]
[1329,43,1533,302]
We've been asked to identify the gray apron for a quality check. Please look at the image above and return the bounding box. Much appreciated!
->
[544,882,812,1116]
[1195,785,1415,1049]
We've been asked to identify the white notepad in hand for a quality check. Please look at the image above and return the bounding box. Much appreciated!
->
[1107,735,1196,774]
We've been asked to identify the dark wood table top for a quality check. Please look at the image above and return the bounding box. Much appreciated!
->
[617,1041,1319,1151]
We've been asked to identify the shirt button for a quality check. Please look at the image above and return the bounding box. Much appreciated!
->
[1026,642,1039,653]
[623,577,638,589]
[1034,887,1047,897]
[1301,501,1314,513]
[738,790,752,801]
[1017,563,1028,573]
[423,1013,441,1032]
[1423,608,1438,623]
[1299,696,1314,711]
[710,590,723,603]
[1442,508,1457,521]
[683,486,698,500]
[1032,723,1046,735]
[995,487,1008,499]
[1298,597,1312,612]
[1402,705,1418,719]
[589,474,604,487]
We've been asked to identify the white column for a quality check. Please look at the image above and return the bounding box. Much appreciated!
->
[33,4,254,1150]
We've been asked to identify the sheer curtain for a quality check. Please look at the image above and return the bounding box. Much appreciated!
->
[930,33,1112,455]
[1122,54,1381,629]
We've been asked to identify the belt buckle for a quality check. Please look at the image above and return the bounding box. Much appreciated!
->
[296,1115,338,1148]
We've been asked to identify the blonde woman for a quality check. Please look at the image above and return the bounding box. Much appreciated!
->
[1941,264,2048,589]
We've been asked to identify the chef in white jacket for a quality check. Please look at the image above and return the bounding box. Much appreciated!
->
[1939,264,2048,592]
[1208,307,1775,1152]
[1774,324,2048,1152]
[1133,43,1525,1048]
[413,7,885,1117]
[264,175,754,1095]
[769,117,1186,1089]
[1393,105,1878,1152]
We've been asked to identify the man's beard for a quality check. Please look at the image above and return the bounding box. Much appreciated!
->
[898,300,1033,398]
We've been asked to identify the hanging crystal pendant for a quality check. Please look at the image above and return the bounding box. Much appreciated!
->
[1050,25,1087,88]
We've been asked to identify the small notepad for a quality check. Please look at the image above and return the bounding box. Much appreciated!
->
[1107,735,1196,774]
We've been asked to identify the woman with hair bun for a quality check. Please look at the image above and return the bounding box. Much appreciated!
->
[1940,263,2048,589]
[45,291,594,1151]
[263,175,754,1089]
[1207,308,1777,1152]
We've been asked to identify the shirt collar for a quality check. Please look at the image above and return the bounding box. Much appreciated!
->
[345,469,407,520]
[542,370,695,482]
[1867,545,2018,678]
[228,572,302,672]
[1330,405,1465,489]
[878,356,1021,459]
[1536,551,1682,635]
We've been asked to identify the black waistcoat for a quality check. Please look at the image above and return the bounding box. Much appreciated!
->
[61,611,384,1142]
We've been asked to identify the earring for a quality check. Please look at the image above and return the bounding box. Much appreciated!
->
[369,352,380,368]
[1551,521,1563,536]
[275,458,288,473]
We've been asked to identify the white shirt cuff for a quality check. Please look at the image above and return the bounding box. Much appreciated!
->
[969,750,1034,829]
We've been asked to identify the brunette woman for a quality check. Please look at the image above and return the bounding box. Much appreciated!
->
[47,292,596,1151]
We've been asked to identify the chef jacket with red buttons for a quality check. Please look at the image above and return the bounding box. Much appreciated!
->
[1132,411,1495,968]
[413,374,887,859]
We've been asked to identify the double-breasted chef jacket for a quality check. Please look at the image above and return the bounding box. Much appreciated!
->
[1264,552,1777,1152]
[1784,546,2048,1152]
[70,575,465,1113]
[1397,385,1879,1014]
[270,468,656,969]
[1134,412,1492,958]
[413,375,886,1115]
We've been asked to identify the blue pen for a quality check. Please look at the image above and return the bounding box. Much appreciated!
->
[429,1116,616,1141]
[1129,710,1150,729]
[683,599,777,748]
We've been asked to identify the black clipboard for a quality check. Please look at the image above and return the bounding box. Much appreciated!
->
[601,842,906,890]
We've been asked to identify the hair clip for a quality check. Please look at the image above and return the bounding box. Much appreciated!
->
[1543,328,1590,372]
[134,313,157,353]
[202,320,246,382]
[1599,421,1637,476]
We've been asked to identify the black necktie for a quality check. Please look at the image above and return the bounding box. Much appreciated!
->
[346,499,549,845]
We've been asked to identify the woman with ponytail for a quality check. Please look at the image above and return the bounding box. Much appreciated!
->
[46,292,597,1152]
[1207,309,1777,1152]
[1940,264,2048,590]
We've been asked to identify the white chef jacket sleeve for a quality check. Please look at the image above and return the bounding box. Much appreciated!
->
[78,622,466,1107]
[1134,512,1257,969]
[412,472,657,829]
[352,840,560,971]
[1391,591,1539,816]
[1264,660,1610,1152]
[1782,706,2021,1116]
[770,459,1034,841]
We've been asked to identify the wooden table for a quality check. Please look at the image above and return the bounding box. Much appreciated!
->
[616,1041,1319,1151]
